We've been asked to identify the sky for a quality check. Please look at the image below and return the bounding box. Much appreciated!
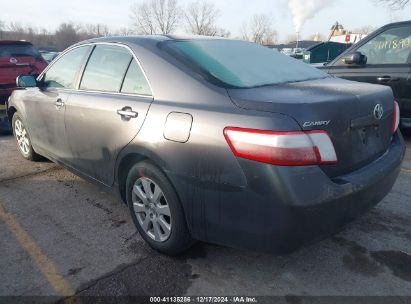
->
[1,0,411,41]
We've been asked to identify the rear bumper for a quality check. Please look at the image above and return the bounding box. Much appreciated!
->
[263,132,404,254]
[0,86,15,98]
[180,132,405,254]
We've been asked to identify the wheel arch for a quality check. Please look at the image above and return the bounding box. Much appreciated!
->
[117,152,148,203]
[7,106,18,132]
[116,147,170,204]
[115,143,197,240]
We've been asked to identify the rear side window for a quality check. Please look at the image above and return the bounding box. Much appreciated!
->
[80,45,133,92]
[43,46,89,89]
[121,60,152,96]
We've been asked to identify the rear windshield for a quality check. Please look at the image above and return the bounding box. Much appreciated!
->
[0,44,41,58]
[163,39,329,88]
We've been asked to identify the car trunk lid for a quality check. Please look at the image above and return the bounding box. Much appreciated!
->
[227,78,395,177]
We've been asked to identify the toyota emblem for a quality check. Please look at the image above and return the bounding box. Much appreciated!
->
[374,104,384,120]
[9,57,18,64]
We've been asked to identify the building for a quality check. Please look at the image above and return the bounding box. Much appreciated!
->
[328,22,367,44]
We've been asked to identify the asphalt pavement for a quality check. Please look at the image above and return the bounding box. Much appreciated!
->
[0,133,410,302]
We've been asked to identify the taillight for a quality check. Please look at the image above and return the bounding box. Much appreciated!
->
[392,101,400,134]
[224,127,337,166]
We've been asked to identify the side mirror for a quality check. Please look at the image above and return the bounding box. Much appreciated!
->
[342,52,367,65]
[16,75,37,88]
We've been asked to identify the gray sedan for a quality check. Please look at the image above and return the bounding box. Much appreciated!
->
[6,36,405,255]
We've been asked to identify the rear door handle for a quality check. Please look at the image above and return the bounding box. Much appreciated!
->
[377,76,399,83]
[117,107,138,118]
[55,99,65,108]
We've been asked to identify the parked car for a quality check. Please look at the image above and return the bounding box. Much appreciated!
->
[0,40,48,131]
[39,50,59,63]
[322,21,411,129]
[303,41,352,65]
[290,48,304,60]
[7,36,405,255]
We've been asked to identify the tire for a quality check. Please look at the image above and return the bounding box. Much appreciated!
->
[12,113,41,161]
[126,161,194,255]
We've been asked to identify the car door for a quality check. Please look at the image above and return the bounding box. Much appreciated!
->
[23,45,91,159]
[326,24,411,122]
[64,44,153,186]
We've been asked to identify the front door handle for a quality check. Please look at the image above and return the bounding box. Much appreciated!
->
[55,99,65,108]
[117,107,138,119]
[377,76,400,83]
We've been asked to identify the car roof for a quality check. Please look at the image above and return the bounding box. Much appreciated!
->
[380,20,411,28]
[0,40,33,46]
[74,34,225,48]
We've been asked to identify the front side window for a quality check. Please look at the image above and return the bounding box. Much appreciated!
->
[121,60,152,96]
[356,25,411,65]
[80,45,133,92]
[333,26,411,66]
[43,46,89,89]
[163,39,329,88]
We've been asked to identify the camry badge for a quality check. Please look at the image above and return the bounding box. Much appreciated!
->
[303,120,331,128]
[373,104,384,120]
[10,57,18,64]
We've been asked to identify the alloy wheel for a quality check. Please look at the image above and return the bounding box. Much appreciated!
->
[14,119,30,156]
[132,177,172,242]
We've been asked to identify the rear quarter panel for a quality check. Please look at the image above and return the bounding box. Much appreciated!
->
[115,43,302,239]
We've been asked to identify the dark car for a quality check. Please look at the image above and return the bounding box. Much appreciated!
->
[39,50,59,63]
[7,36,405,255]
[323,21,411,129]
[303,41,352,65]
[0,40,48,131]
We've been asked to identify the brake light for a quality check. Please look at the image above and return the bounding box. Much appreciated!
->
[392,101,400,134]
[224,127,337,166]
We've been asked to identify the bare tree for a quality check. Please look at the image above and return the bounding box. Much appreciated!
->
[131,2,155,34]
[7,22,23,32]
[2,21,117,50]
[82,24,111,38]
[6,23,39,43]
[242,14,278,45]
[114,27,135,36]
[375,0,410,9]
[184,0,219,36]
[0,20,5,39]
[215,28,231,38]
[55,23,80,50]
[130,0,181,34]
[35,28,54,48]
